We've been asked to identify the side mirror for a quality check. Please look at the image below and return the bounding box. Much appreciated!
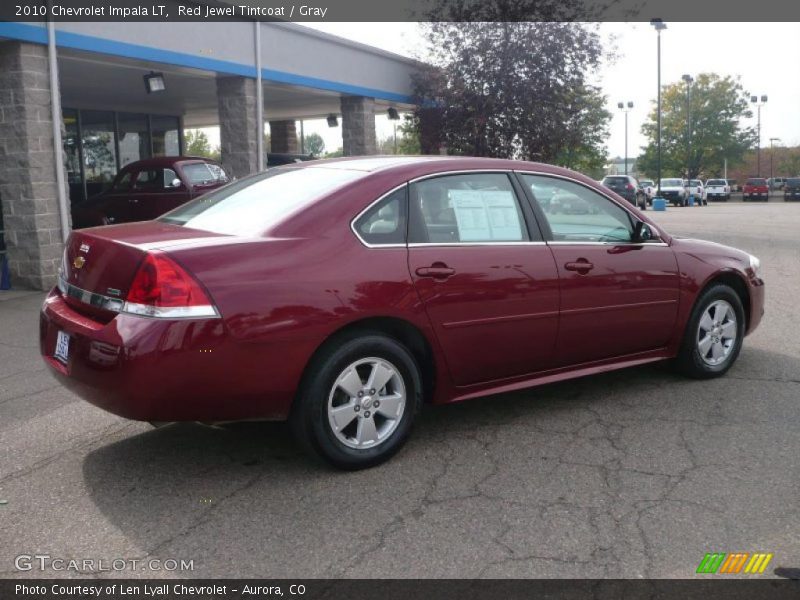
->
[633,220,655,242]
[169,178,182,189]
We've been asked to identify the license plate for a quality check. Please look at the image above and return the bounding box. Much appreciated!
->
[54,330,70,364]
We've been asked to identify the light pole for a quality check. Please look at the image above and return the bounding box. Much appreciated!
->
[750,94,768,177]
[682,74,693,180]
[617,101,633,175]
[769,137,780,182]
[651,19,667,196]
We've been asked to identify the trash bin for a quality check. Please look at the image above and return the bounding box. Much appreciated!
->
[652,198,667,211]
[688,196,695,207]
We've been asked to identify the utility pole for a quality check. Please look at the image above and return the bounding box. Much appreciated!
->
[750,95,768,177]
[651,19,667,195]
[682,74,693,179]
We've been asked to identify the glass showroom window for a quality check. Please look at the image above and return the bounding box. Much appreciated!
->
[118,112,151,167]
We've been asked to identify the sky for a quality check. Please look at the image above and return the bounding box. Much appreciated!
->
[299,22,800,159]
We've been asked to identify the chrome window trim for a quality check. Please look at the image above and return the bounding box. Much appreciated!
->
[408,241,547,248]
[513,169,664,241]
[350,182,409,249]
[546,241,669,247]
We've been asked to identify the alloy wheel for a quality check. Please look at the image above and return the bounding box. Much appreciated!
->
[696,300,738,366]
[327,357,406,449]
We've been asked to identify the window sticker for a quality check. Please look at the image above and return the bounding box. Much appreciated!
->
[449,189,522,241]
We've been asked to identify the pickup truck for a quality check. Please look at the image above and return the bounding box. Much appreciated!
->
[689,180,707,205]
[658,178,689,207]
[705,178,731,201]
[743,178,769,201]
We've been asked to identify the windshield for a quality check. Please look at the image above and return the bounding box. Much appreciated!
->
[707,179,726,186]
[640,180,653,186]
[660,179,683,187]
[746,178,767,185]
[690,180,702,186]
[182,162,228,185]
[787,178,800,186]
[602,177,629,185]
[160,167,366,235]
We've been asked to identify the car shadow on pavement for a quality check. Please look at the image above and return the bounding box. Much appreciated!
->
[79,346,796,577]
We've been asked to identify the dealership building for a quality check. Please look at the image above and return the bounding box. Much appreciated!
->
[0,18,419,289]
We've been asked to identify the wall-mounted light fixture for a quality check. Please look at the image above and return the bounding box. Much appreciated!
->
[387,107,400,120]
[143,72,166,94]
[327,114,339,127]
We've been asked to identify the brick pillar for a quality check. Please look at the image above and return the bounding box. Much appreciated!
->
[269,120,298,153]
[0,41,66,290]
[216,76,259,178]
[341,96,377,156]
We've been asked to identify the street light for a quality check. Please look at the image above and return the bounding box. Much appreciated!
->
[617,101,633,175]
[651,19,667,196]
[681,74,693,180]
[769,137,781,182]
[750,94,768,177]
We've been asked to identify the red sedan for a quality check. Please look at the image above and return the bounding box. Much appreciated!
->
[41,157,765,469]
[71,156,229,228]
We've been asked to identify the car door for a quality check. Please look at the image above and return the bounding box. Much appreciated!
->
[98,168,137,224]
[518,173,680,367]
[129,168,189,220]
[407,172,560,386]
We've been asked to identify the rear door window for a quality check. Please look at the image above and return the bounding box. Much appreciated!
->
[409,173,530,244]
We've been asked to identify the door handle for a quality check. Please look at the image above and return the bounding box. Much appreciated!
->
[564,260,594,274]
[415,263,456,279]
[129,198,139,203]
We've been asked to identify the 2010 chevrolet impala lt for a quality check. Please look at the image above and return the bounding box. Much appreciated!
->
[40,157,765,469]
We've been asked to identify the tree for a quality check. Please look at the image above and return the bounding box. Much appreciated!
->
[637,73,757,180]
[184,130,220,161]
[303,132,325,156]
[411,21,610,169]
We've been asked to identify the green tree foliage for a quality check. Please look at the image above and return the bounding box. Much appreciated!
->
[411,21,610,170]
[303,132,325,156]
[184,129,220,161]
[637,74,756,180]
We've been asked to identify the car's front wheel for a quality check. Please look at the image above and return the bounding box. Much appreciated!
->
[290,333,423,469]
[675,285,745,379]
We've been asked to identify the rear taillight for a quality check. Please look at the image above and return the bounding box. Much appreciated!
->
[626,183,634,191]
[123,251,218,319]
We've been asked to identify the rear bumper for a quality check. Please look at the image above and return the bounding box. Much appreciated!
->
[39,290,297,422]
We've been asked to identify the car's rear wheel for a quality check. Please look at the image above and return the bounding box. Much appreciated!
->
[290,333,422,469]
[675,285,745,379]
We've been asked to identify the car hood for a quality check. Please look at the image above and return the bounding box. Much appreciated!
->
[670,236,751,264]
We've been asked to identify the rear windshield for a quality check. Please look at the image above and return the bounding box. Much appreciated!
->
[786,178,800,186]
[690,180,702,186]
[706,179,726,186]
[160,167,366,235]
[602,177,628,185]
[746,178,767,185]
[660,179,683,187]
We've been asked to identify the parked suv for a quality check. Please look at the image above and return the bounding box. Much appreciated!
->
[601,175,646,210]
[705,179,731,201]
[743,178,769,201]
[783,177,800,201]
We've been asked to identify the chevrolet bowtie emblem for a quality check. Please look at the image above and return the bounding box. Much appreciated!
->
[73,256,86,269]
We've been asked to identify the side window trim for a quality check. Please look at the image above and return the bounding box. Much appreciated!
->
[407,171,534,245]
[514,170,659,244]
[350,183,409,248]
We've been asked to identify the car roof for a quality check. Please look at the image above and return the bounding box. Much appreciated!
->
[288,155,600,184]
[119,156,217,170]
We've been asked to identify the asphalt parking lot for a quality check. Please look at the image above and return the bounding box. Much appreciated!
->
[1,201,798,579]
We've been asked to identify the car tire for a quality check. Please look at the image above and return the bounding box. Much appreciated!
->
[674,284,745,379]
[290,332,423,470]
